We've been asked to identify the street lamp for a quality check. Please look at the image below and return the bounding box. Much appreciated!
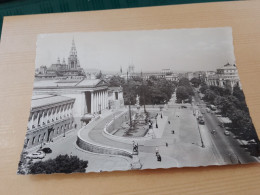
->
[127,72,134,130]
[197,124,205,148]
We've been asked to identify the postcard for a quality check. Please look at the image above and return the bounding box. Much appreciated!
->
[17,27,260,174]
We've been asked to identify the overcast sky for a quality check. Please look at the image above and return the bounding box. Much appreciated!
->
[35,27,235,72]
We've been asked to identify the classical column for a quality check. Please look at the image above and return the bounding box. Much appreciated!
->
[101,91,103,110]
[98,91,100,112]
[94,92,96,113]
[39,112,43,126]
[29,113,34,129]
[95,92,97,113]
[106,90,108,109]
[56,107,59,119]
[102,91,104,109]
[36,112,40,127]
[103,90,106,109]
[62,105,65,118]
[91,92,94,114]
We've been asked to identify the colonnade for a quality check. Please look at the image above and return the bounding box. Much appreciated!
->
[28,102,74,130]
[91,90,108,114]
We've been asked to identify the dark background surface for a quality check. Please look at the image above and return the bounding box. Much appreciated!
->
[0,0,237,38]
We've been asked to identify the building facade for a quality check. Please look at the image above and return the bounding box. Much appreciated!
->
[33,79,110,125]
[206,63,241,91]
[108,87,124,109]
[25,95,75,149]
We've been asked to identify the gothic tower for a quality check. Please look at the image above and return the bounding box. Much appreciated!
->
[68,38,80,70]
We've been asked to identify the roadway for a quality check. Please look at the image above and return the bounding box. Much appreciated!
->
[193,90,258,164]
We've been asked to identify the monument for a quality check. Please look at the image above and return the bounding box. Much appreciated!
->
[131,141,142,169]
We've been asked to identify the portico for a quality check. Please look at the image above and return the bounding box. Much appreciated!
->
[33,79,109,117]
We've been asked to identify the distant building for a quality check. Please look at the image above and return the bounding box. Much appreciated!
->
[120,68,178,82]
[35,39,85,79]
[25,95,75,149]
[206,63,241,91]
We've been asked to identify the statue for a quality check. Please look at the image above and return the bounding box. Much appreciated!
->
[135,95,141,115]
[132,141,139,155]
[131,141,142,169]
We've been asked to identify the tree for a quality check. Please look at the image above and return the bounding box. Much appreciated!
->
[190,77,201,88]
[199,84,208,94]
[203,89,216,104]
[178,77,190,87]
[109,75,125,87]
[29,154,88,174]
[176,86,189,102]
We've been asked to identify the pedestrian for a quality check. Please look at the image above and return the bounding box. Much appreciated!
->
[155,146,159,156]
[168,121,170,124]
[166,142,168,147]
[172,130,175,134]
[157,154,161,162]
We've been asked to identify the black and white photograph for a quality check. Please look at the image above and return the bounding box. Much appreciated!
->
[17,27,260,174]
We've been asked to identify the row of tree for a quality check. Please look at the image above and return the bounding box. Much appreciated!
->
[108,75,176,105]
[176,78,194,103]
[200,84,258,141]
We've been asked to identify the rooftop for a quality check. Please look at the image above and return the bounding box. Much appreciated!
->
[31,95,75,109]
[33,78,107,88]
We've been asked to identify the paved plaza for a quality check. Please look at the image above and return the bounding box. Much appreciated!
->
[28,92,259,173]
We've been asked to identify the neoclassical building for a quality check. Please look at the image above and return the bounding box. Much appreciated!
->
[25,95,75,149]
[33,79,109,116]
[205,63,242,91]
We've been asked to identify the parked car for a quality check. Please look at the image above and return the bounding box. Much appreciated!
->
[206,108,210,113]
[199,119,205,125]
[40,147,52,154]
[181,105,187,109]
[219,123,225,128]
[211,129,216,134]
[26,151,46,159]
[224,130,230,136]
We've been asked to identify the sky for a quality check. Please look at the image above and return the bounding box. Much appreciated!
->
[35,27,236,73]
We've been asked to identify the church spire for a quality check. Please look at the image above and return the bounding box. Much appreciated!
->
[68,38,79,69]
[70,38,77,56]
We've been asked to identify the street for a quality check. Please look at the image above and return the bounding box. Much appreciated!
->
[193,90,258,164]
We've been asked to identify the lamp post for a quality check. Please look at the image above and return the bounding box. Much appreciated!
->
[198,124,205,148]
[127,71,134,130]
[141,72,147,113]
